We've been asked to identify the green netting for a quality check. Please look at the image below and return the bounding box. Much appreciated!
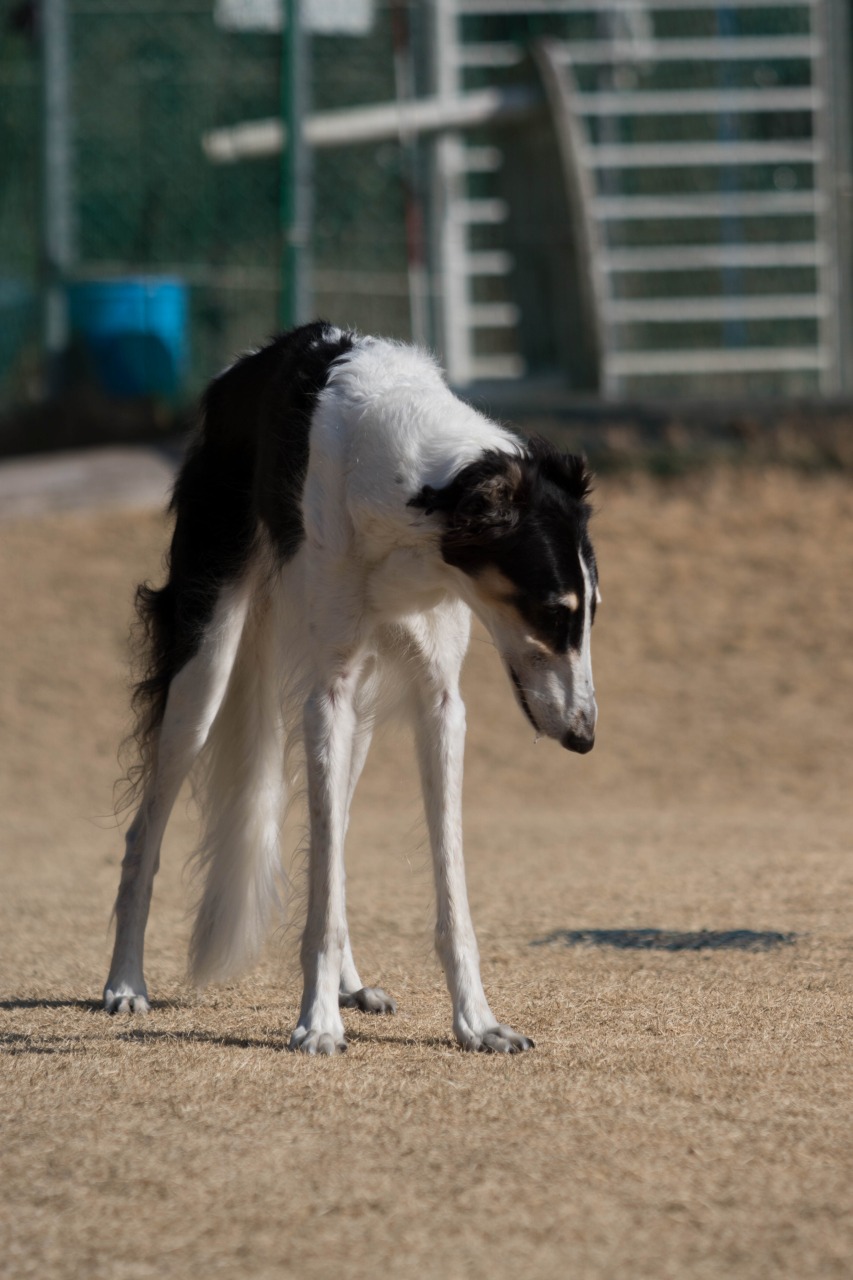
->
[0,0,413,409]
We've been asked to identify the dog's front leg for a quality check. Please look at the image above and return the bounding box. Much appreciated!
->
[289,669,359,1055]
[414,682,534,1055]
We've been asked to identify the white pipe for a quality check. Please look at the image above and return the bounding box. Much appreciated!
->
[202,86,540,163]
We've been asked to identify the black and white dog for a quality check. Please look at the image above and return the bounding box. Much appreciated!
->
[105,322,599,1054]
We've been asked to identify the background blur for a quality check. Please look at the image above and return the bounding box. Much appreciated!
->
[2,0,852,445]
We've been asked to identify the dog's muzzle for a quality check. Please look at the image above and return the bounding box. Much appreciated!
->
[509,666,540,733]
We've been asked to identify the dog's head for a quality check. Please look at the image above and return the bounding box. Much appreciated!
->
[410,439,599,752]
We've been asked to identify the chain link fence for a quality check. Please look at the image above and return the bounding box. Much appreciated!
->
[1,4,43,406]
[1,0,419,416]
[1,0,851,425]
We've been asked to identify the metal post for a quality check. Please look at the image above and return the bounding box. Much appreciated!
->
[826,0,853,391]
[813,0,850,393]
[280,0,311,329]
[42,0,74,392]
[431,0,470,382]
[391,0,429,348]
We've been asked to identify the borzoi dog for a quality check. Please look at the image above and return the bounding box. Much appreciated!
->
[104,322,599,1054]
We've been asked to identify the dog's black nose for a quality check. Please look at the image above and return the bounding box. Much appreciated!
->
[562,730,595,754]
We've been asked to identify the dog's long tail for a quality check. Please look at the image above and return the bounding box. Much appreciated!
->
[188,584,286,988]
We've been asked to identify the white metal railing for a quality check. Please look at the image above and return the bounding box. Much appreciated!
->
[600,244,827,270]
[549,36,821,62]
[436,0,848,396]
[605,296,829,321]
[574,88,823,114]
[593,192,827,218]
[609,348,829,375]
[458,0,817,13]
[200,1,846,395]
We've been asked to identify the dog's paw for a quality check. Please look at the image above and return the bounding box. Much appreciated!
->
[339,986,397,1015]
[289,1026,347,1056]
[455,1021,534,1054]
[103,981,150,1015]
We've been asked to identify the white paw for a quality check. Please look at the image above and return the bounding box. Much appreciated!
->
[104,981,150,1015]
[289,1025,347,1055]
[455,1019,534,1054]
[339,986,397,1015]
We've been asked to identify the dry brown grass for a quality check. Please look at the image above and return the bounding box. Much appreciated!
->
[1,468,851,1279]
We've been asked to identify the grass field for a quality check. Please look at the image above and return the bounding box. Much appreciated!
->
[1,466,851,1278]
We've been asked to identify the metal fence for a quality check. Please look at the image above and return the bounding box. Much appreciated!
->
[1,0,851,421]
[2,0,418,412]
[436,0,853,396]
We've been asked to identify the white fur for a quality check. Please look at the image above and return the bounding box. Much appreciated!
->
[188,566,286,987]
[105,335,594,1053]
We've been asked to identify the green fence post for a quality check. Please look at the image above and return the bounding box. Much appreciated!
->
[42,0,74,393]
[280,0,311,330]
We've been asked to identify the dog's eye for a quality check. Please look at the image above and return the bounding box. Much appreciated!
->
[536,603,569,634]
[541,603,566,621]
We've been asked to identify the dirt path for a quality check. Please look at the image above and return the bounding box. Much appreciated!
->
[1,468,851,1278]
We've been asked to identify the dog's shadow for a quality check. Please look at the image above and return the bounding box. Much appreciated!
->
[0,998,101,1053]
[532,927,797,952]
[0,1018,286,1056]
[0,997,450,1055]
[114,1026,286,1052]
[0,997,101,1012]
[113,1026,452,1053]
[1,1031,82,1056]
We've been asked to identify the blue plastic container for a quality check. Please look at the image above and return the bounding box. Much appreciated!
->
[68,276,188,399]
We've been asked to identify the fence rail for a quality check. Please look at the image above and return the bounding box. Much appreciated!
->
[0,0,851,416]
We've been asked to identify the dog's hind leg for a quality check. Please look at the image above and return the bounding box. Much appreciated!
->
[289,662,360,1054]
[104,581,250,1013]
[337,712,397,1016]
[291,603,387,1054]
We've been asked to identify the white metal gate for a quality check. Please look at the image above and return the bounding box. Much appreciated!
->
[432,0,851,397]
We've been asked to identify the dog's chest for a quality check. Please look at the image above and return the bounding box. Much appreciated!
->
[365,545,449,622]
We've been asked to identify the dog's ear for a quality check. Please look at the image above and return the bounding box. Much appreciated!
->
[409,452,526,548]
[526,436,593,505]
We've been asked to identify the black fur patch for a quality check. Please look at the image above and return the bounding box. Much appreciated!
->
[410,438,597,653]
[133,321,354,744]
